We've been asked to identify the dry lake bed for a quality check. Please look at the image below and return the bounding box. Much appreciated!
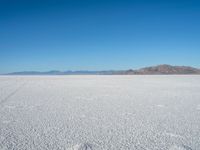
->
[0,75,200,150]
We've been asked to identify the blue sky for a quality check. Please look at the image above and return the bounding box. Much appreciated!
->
[0,0,200,73]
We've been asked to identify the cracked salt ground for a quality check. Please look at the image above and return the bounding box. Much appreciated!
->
[0,75,200,150]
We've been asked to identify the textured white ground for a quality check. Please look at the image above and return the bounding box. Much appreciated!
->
[0,75,200,150]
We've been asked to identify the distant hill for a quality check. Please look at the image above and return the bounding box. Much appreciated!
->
[121,64,200,75]
[5,65,200,75]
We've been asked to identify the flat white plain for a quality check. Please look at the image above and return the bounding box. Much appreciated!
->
[0,75,200,150]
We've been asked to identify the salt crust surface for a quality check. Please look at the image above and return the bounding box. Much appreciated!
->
[0,75,200,150]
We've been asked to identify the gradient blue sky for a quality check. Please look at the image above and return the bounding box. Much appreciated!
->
[0,0,200,73]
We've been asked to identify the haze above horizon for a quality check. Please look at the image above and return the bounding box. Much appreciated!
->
[0,0,200,74]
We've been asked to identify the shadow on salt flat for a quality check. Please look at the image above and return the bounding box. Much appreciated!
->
[169,144,192,150]
[67,143,92,150]
[66,142,193,150]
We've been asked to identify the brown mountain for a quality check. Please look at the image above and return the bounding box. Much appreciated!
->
[123,64,200,75]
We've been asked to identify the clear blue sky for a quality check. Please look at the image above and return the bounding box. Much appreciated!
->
[0,0,200,73]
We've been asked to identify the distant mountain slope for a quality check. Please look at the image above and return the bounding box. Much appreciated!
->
[5,65,200,75]
[122,64,200,75]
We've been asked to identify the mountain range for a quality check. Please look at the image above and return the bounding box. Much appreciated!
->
[5,64,200,75]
